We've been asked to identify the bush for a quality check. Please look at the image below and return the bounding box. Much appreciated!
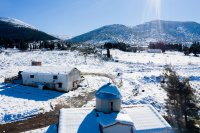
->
[183,46,190,55]
[190,42,200,56]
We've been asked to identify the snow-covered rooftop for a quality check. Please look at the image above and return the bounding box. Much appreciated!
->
[21,66,78,75]
[126,104,172,132]
[97,111,133,128]
[95,83,122,100]
[58,108,100,133]
[58,105,172,133]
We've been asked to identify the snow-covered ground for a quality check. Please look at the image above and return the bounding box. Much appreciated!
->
[0,75,109,124]
[22,124,57,133]
[0,49,200,124]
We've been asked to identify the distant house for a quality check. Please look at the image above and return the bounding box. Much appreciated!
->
[21,66,81,92]
[58,83,172,133]
[137,45,149,52]
[147,49,162,53]
[31,61,42,66]
[128,46,138,52]
[128,45,148,52]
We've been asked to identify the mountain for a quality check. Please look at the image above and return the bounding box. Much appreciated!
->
[68,20,200,44]
[0,17,56,41]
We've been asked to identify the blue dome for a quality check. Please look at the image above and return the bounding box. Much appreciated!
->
[96,83,122,100]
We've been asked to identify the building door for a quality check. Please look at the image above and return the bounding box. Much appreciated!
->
[73,80,78,88]
[111,102,113,111]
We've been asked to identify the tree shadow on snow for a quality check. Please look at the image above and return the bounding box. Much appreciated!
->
[0,83,63,101]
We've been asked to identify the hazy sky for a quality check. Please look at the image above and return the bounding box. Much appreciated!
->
[0,0,200,36]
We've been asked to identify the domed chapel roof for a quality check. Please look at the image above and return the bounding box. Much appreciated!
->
[95,83,122,100]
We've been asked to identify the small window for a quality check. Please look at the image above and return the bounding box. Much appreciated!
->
[30,75,34,78]
[58,83,62,88]
[53,75,58,79]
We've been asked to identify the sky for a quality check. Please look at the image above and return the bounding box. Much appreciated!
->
[0,0,200,36]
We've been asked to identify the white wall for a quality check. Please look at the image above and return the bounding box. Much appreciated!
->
[134,128,172,133]
[22,73,68,91]
[103,124,133,133]
[67,68,81,90]
[96,98,121,113]
[147,49,162,53]
[22,68,81,92]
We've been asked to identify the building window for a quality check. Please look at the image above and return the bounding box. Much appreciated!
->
[58,83,62,88]
[53,75,58,79]
[30,75,34,78]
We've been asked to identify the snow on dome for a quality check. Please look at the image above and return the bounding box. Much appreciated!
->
[95,83,122,100]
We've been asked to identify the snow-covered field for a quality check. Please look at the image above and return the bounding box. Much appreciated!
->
[0,49,200,124]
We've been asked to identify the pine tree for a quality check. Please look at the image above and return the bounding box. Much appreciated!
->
[104,43,112,58]
[190,42,200,56]
[19,41,28,50]
[57,43,61,49]
[161,66,199,132]
[183,46,190,55]
[49,43,55,50]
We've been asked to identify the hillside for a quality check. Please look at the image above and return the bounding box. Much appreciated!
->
[0,17,56,42]
[68,20,200,44]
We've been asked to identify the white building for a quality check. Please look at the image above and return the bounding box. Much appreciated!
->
[21,66,81,92]
[147,49,162,53]
[58,83,172,133]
